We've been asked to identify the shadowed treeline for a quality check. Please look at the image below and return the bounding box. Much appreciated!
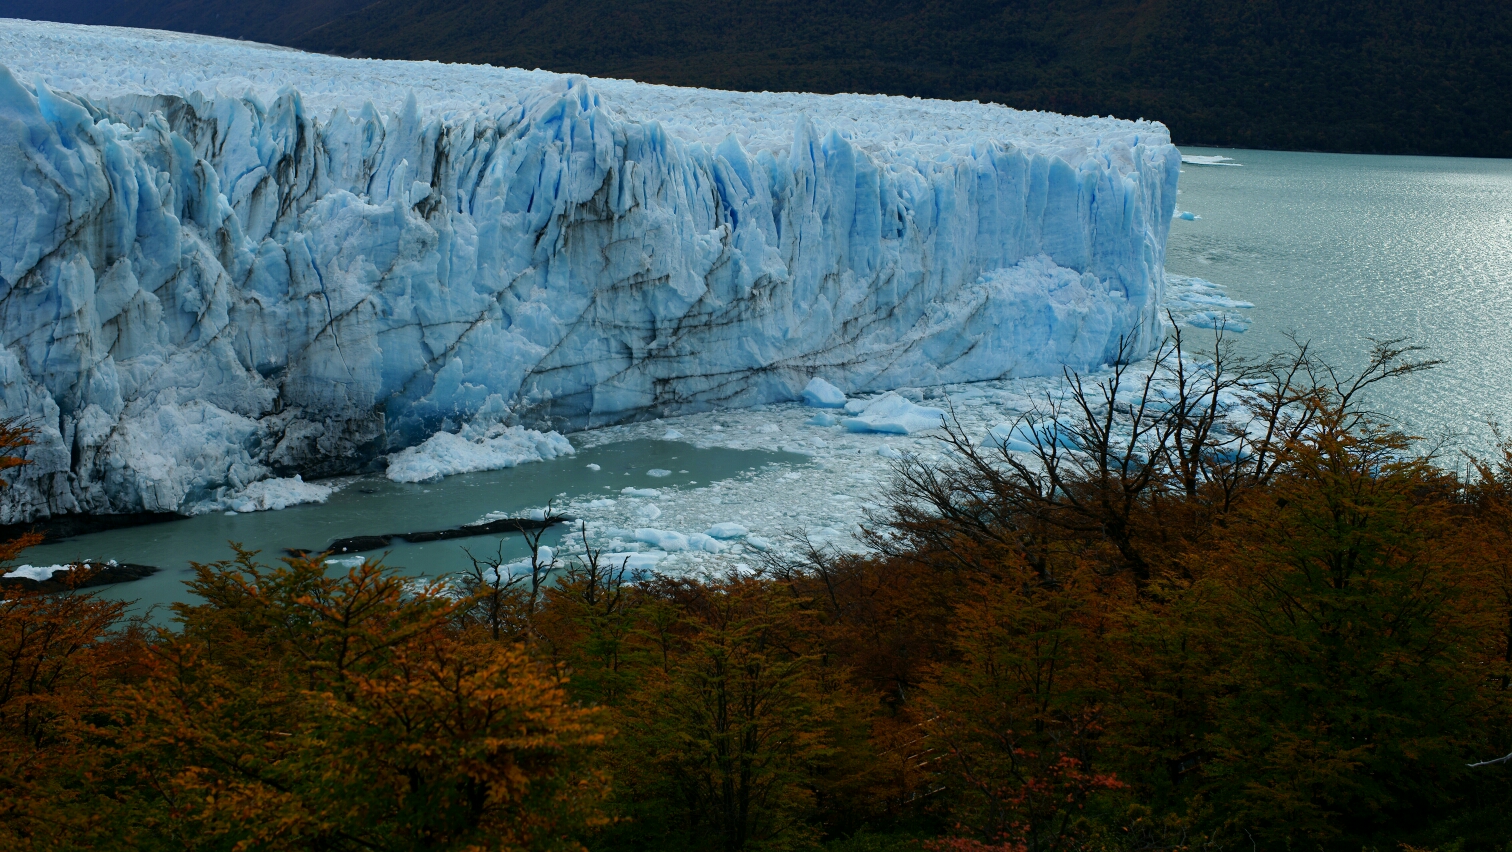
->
[3,0,1509,158]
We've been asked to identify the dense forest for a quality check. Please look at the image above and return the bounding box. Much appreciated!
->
[3,0,1509,158]
[4,330,1512,851]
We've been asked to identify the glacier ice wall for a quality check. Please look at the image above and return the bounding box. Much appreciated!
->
[0,21,1179,521]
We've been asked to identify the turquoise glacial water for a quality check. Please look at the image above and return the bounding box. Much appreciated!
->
[14,440,806,618]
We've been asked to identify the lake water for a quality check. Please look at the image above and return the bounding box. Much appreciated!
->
[13,147,1512,614]
[1168,148,1512,450]
[17,440,807,617]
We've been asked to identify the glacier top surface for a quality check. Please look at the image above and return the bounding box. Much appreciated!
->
[0,18,1167,160]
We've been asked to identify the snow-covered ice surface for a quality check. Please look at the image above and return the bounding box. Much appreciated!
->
[0,19,1178,523]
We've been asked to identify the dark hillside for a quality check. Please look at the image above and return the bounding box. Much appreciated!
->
[0,0,370,43]
[2,0,1508,158]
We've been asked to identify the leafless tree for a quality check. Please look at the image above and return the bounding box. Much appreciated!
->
[868,314,1440,590]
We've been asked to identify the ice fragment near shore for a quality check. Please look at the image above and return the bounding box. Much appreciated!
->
[193,475,335,514]
[0,20,1179,523]
[802,378,848,408]
[635,528,689,551]
[842,393,948,435]
[705,522,750,539]
[385,426,574,484]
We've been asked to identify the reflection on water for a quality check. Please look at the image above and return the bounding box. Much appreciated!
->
[16,440,807,618]
[1168,148,1512,450]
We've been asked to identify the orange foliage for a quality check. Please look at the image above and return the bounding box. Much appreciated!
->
[113,551,610,851]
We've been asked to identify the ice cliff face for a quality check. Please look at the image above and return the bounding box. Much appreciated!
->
[0,20,1179,521]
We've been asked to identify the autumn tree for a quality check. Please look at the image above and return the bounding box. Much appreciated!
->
[113,550,609,851]
[923,551,1124,852]
[601,574,870,852]
[1198,413,1489,848]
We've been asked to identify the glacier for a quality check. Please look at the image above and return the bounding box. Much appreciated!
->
[0,20,1179,523]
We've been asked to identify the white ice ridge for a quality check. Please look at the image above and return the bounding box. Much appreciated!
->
[1179,154,1242,167]
[0,19,1180,523]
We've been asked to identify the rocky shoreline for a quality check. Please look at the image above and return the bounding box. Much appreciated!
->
[0,511,187,545]
[0,562,160,594]
[289,515,572,557]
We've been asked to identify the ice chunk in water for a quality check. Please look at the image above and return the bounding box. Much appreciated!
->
[635,529,690,551]
[842,393,948,435]
[705,522,750,539]
[802,378,848,408]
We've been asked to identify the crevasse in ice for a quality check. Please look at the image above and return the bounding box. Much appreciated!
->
[0,21,1179,522]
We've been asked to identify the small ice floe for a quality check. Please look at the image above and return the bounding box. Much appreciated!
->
[622,487,661,498]
[636,504,663,521]
[705,522,749,539]
[1173,210,1201,221]
[662,429,684,440]
[1164,274,1254,332]
[605,552,666,571]
[744,535,774,552]
[1186,311,1252,331]
[801,377,848,408]
[876,445,904,459]
[586,463,601,471]
[687,533,728,553]
[647,468,672,477]
[842,392,947,435]
[987,419,1081,453]
[635,529,689,551]
[587,498,616,508]
[807,412,840,427]
[1180,154,1242,166]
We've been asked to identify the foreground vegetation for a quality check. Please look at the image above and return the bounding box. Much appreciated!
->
[3,334,1512,851]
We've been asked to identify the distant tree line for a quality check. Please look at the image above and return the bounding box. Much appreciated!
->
[3,325,1512,850]
[4,0,1509,158]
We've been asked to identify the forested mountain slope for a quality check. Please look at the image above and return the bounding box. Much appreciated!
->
[3,0,1508,157]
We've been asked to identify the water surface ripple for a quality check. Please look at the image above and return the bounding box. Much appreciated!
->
[1169,148,1512,450]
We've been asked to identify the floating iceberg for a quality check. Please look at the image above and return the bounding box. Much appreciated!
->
[192,474,335,514]
[634,528,689,551]
[384,424,574,483]
[802,378,848,408]
[842,392,948,435]
[1180,154,1242,166]
[0,20,1179,522]
[705,522,750,539]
